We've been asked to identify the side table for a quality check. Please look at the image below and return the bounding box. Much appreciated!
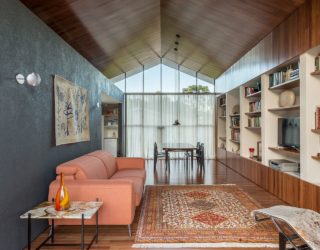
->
[20,200,103,250]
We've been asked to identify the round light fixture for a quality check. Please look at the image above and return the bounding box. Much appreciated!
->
[26,73,41,86]
[15,74,25,85]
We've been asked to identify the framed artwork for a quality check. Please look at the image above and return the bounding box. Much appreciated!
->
[54,75,90,145]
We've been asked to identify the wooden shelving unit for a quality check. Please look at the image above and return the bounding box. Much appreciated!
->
[268,147,300,158]
[217,94,227,150]
[311,70,320,76]
[269,78,300,91]
[245,91,261,98]
[245,127,261,132]
[230,139,240,144]
[311,129,320,134]
[311,155,320,160]
[230,126,240,129]
[268,105,300,112]
[245,111,261,116]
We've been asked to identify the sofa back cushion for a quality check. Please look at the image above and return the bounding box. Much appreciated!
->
[87,151,117,177]
[56,155,108,180]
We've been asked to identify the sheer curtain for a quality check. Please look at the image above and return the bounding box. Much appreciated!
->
[126,94,215,159]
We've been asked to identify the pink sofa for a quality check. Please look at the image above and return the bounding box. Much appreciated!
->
[48,150,145,235]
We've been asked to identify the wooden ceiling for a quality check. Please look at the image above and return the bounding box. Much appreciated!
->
[21,0,305,79]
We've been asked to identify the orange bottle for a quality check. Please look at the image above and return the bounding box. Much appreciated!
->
[55,173,70,211]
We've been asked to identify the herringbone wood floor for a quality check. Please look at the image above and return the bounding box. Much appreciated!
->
[27,160,284,249]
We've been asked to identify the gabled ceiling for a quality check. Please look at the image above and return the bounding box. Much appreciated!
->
[21,0,305,79]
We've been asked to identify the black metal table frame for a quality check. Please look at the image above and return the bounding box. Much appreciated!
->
[27,208,99,250]
[254,213,311,250]
[164,148,194,170]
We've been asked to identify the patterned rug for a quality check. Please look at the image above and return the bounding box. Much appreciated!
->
[133,185,278,248]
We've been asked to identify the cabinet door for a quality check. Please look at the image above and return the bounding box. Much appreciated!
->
[104,139,117,156]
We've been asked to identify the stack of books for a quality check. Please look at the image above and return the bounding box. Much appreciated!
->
[231,130,240,142]
[269,62,299,87]
[248,117,261,128]
[249,101,261,112]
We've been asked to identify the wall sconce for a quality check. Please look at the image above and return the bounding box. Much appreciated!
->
[15,73,41,86]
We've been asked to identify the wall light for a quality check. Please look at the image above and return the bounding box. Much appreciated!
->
[15,73,41,86]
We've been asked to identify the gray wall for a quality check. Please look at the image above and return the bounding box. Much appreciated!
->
[0,0,123,249]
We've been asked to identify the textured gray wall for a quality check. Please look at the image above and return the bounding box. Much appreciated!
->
[0,0,123,249]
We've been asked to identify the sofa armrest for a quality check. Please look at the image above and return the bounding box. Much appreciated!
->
[48,179,136,225]
[116,157,145,170]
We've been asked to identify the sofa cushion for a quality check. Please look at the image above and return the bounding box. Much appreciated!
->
[87,150,117,178]
[109,176,144,205]
[111,169,146,181]
[57,155,108,180]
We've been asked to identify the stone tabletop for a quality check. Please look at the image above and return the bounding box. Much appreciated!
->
[253,205,320,250]
[20,201,103,220]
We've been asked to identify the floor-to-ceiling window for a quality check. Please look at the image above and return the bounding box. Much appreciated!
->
[112,61,216,159]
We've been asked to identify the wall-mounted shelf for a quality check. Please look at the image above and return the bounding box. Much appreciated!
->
[230,139,240,144]
[311,70,320,76]
[269,78,300,90]
[311,129,320,134]
[219,137,226,141]
[230,126,240,129]
[245,91,261,98]
[230,114,240,117]
[268,147,300,158]
[245,127,261,132]
[220,103,226,107]
[219,116,226,119]
[245,111,261,116]
[268,105,300,113]
[311,155,320,160]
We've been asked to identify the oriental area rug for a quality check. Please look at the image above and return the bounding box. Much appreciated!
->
[133,185,278,248]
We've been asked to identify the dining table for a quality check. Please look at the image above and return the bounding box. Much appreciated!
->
[162,143,197,170]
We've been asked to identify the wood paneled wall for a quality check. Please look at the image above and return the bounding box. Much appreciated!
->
[217,149,320,211]
[216,0,320,92]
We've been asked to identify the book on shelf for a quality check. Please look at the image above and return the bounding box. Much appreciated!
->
[269,62,299,87]
[231,116,240,127]
[219,97,226,106]
[316,107,320,129]
[245,80,261,96]
[231,129,240,142]
[315,54,320,71]
[249,100,261,112]
[248,117,261,128]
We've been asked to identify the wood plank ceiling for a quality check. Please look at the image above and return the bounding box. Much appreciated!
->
[21,0,305,79]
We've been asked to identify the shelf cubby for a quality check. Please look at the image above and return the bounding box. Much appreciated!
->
[269,78,300,91]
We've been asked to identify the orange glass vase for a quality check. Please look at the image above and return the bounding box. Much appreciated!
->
[55,173,70,211]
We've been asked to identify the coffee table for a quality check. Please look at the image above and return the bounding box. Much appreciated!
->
[20,200,103,250]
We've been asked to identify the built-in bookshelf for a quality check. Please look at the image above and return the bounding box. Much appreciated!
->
[240,78,262,161]
[216,45,320,183]
[226,88,241,154]
[217,94,227,150]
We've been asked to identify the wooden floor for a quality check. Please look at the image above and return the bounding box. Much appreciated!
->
[29,160,284,250]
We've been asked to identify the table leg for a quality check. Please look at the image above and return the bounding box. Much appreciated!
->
[51,219,54,243]
[81,214,84,250]
[165,150,169,172]
[191,150,194,169]
[28,213,31,250]
[96,210,99,243]
[279,232,287,250]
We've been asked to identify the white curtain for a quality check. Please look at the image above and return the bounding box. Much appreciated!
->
[126,94,215,159]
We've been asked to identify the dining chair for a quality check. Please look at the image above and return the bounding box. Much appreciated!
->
[154,142,168,170]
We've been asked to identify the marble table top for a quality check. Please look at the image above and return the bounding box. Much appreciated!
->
[20,201,103,220]
[253,205,320,250]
